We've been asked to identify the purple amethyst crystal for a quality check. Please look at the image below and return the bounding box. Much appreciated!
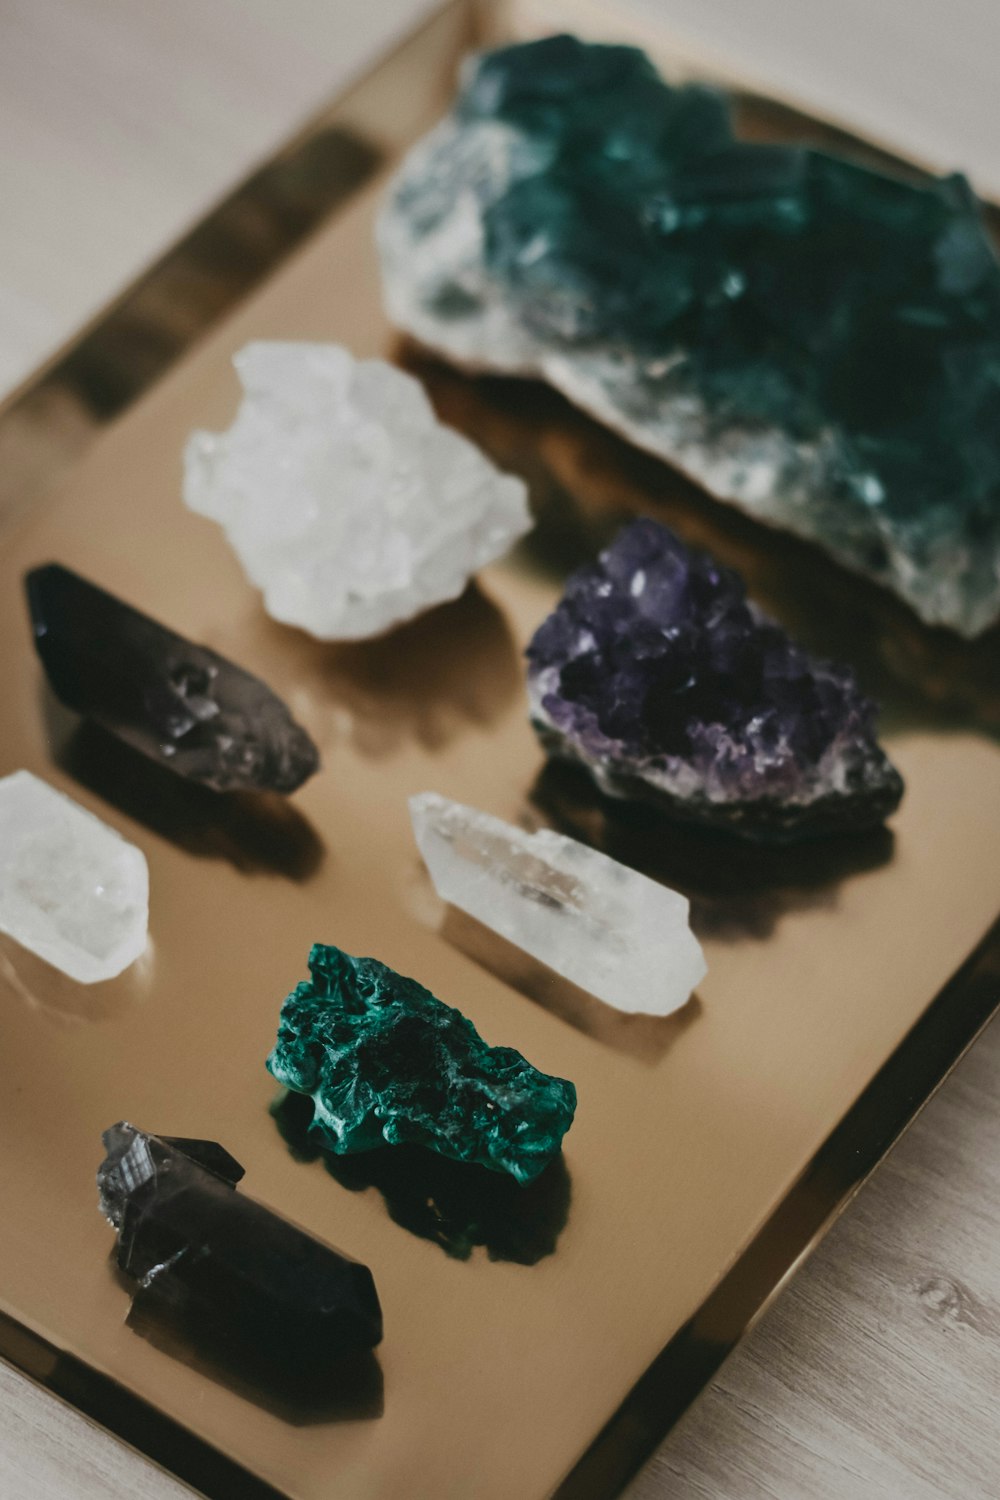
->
[526,519,903,842]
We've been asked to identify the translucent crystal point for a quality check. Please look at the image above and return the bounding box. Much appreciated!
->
[0,771,148,983]
[410,791,706,1016]
[183,341,532,640]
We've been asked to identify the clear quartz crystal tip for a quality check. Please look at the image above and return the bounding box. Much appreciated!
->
[410,791,706,1016]
[0,770,148,983]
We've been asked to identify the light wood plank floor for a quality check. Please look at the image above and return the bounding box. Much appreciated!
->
[1,3,998,1497]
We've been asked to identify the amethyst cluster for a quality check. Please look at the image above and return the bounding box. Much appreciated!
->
[527,520,903,841]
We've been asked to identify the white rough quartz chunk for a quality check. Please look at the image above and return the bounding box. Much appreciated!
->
[0,771,149,983]
[183,341,532,639]
[410,791,706,1016]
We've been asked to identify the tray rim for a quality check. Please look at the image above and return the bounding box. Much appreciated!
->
[1,3,998,1497]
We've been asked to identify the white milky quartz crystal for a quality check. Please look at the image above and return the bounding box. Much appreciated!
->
[410,791,706,1016]
[0,771,149,983]
[183,341,532,639]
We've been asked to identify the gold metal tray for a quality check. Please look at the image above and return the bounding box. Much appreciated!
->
[1,3,998,1497]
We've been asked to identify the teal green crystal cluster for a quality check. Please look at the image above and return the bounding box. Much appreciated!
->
[380,35,1000,635]
[267,944,576,1184]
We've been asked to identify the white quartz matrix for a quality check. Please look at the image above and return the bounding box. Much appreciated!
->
[0,770,149,983]
[410,791,706,1016]
[183,341,531,639]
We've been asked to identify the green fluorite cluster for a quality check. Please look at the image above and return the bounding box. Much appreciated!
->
[267,944,576,1184]
[380,35,1000,635]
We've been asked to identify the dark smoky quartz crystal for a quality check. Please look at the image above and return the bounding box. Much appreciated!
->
[27,564,319,793]
[98,1124,382,1357]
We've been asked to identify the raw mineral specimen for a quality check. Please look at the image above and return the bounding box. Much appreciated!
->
[98,1123,382,1355]
[26,564,319,794]
[267,943,576,1184]
[183,341,532,639]
[410,791,705,1014]
[380,35,1000,636]
[0,770,148,982]
[527,519,904,842]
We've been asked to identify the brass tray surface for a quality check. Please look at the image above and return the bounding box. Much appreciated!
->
[1,3,999,1498]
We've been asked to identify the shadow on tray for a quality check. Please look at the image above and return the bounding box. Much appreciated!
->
[272,1090,571,1265]
[0,933,154,1023]
[48,705,323,881]
[119,1262,383,1426]
[402,346,1000,741]
[532,759,895,943]
[437,901,700,1063]
[273,582,522,757]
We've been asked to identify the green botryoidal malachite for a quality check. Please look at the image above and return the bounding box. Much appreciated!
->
[379,34,1000,636]
[267,944,576,1185]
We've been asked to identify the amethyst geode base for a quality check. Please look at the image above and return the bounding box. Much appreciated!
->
[527,521,903,843]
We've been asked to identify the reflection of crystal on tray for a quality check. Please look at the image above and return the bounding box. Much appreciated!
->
[0,770,148,982]
[380,34,1000,636]
[99,1124,382,1355]
[184,341,532,640]
[268,943,576,1184]
[527,519,904,842]
[26,564,319,794]
[410,791,705,1015]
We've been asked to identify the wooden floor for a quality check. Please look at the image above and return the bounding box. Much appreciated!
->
[1,3,999,1496]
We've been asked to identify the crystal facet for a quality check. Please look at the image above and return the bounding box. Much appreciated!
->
[380,35,1000,636]
[26,564,319,794]
[527,519,904,842]
[410,791,705,1015]
[0,770,148,982]
[183,341,532,639]
[267,943,576,1184]
[98,1123,382,1355]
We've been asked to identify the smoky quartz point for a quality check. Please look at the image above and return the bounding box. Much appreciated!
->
[98,1123,382,1356]
[26,564,319,794]
[268,944,577,1184]
[380,35,1000,635]
[527,519,904,842]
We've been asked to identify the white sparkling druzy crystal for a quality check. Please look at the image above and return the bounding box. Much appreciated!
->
[410,791,706,1016]
[0,771,149,983]
[183,341,532,639]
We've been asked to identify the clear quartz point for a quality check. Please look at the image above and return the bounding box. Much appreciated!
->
[409,791,706,1016]
[0,771,148,983]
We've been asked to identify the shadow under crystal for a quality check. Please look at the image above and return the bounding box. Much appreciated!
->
[268,582,521,757]
[402,347,1000,741]
[440,903,699,1063]
[272,1091,571,1265]
[533,760,896,943]
[120,1263,383,1426]
[0,933,153,1023]
[49,707,323,882]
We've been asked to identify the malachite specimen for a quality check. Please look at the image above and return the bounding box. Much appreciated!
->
[380,35,1000,636]
[267,944,576,1184]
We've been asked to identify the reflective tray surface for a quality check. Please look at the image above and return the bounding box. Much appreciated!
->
[0,3,998,1497]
